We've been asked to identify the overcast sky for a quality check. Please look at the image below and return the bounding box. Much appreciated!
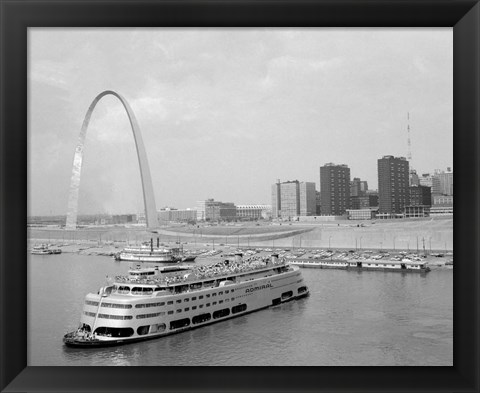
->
[28,28,452,216]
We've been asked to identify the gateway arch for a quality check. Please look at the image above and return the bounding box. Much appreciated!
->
[66,90,159,229]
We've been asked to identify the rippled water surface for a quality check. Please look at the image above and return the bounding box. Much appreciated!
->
[28,254,452,366]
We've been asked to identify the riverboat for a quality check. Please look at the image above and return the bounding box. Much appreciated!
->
[289,258,430,272]
[63,253,309,347]
[31,244,62,255]
[114,245,181,263]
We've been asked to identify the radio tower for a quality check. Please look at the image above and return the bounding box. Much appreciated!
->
[407,112,412,161]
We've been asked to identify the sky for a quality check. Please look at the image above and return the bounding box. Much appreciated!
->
[28,28,453,216]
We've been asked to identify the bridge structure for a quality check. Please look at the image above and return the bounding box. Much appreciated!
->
[65,90,159,229]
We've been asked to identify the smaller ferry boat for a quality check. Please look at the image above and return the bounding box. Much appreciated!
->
[31,244,62,255]
[289,258,430,272]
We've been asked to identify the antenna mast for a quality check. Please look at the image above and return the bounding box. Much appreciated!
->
[407,112,412,161]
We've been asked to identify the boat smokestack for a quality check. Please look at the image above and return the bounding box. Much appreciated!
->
[271,253,279,264]
[235,253,243,263]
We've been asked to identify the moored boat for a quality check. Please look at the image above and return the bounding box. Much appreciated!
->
[63,253,309,347]
[289,258,430,272]
[31,244,62,255]
[114,238,193,263]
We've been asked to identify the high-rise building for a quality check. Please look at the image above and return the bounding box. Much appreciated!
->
[271,180,316,218]
[279,180,300,218]
[271,180,282,218]
[436,168,453,196]
[409,169,420,186]
[315,191,321,215]
[419,173,441,195]
[350,177,368,197]
[299,182,317,216]
[377,155,410,216]
[320,163,351,216]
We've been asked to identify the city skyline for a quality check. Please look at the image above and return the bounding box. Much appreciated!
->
[29,28,452,215]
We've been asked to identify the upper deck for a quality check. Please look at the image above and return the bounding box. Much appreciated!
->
[106,255,292,297]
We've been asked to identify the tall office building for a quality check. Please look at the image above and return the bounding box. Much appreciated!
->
[280,181,300,218]
[436,168,453,196]
[271,180,316,218]
[271,180,282,218]
[320,163,351,216]
[419,173,441,195]
[350,177,368,197]
[377,155,410,216]
[299,182,317,216]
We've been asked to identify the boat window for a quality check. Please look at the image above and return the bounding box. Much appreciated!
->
[192,297,197,301]
[206,303,211,307]
[212,301,217,305]
[231,289,234,293]
[176,300,182,304]
[167,301,173,305]
[170,318,190,330]
[137,326,150,335]
[184,298,189,302]
[213,308,230,319]
[185,307,190,312]
[136,312,162,319]
[118,286,130,294]
[97,313,133,320]
[199,296,204,300]
[94,327,134,338]
[232,304,247,314]
[225,299,229,302]
[231,298,235,301]
[192,313,211,324]
[225,290,229,294]
[176,309,182,313]
[219,300,223,304]
[281,291,293,300]
[199,305,203,308]
[212,293,217,297]
[85,300,99,306]
[168,311,174,315]
[102,302,132,309]
[150,323,166,333]
[218,291,223,295]
[84,311,96,317]
[206,294,210,298]
[192,306,197,310]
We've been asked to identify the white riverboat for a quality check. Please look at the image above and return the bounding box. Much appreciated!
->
[115,245,181,263]
[289,258,430,272]
[63,253,309,347]
[31,244,62,255]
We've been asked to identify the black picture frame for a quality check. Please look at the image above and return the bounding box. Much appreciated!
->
[1,1,478,392]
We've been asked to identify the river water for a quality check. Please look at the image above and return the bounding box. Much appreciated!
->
[27,253,452,366]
